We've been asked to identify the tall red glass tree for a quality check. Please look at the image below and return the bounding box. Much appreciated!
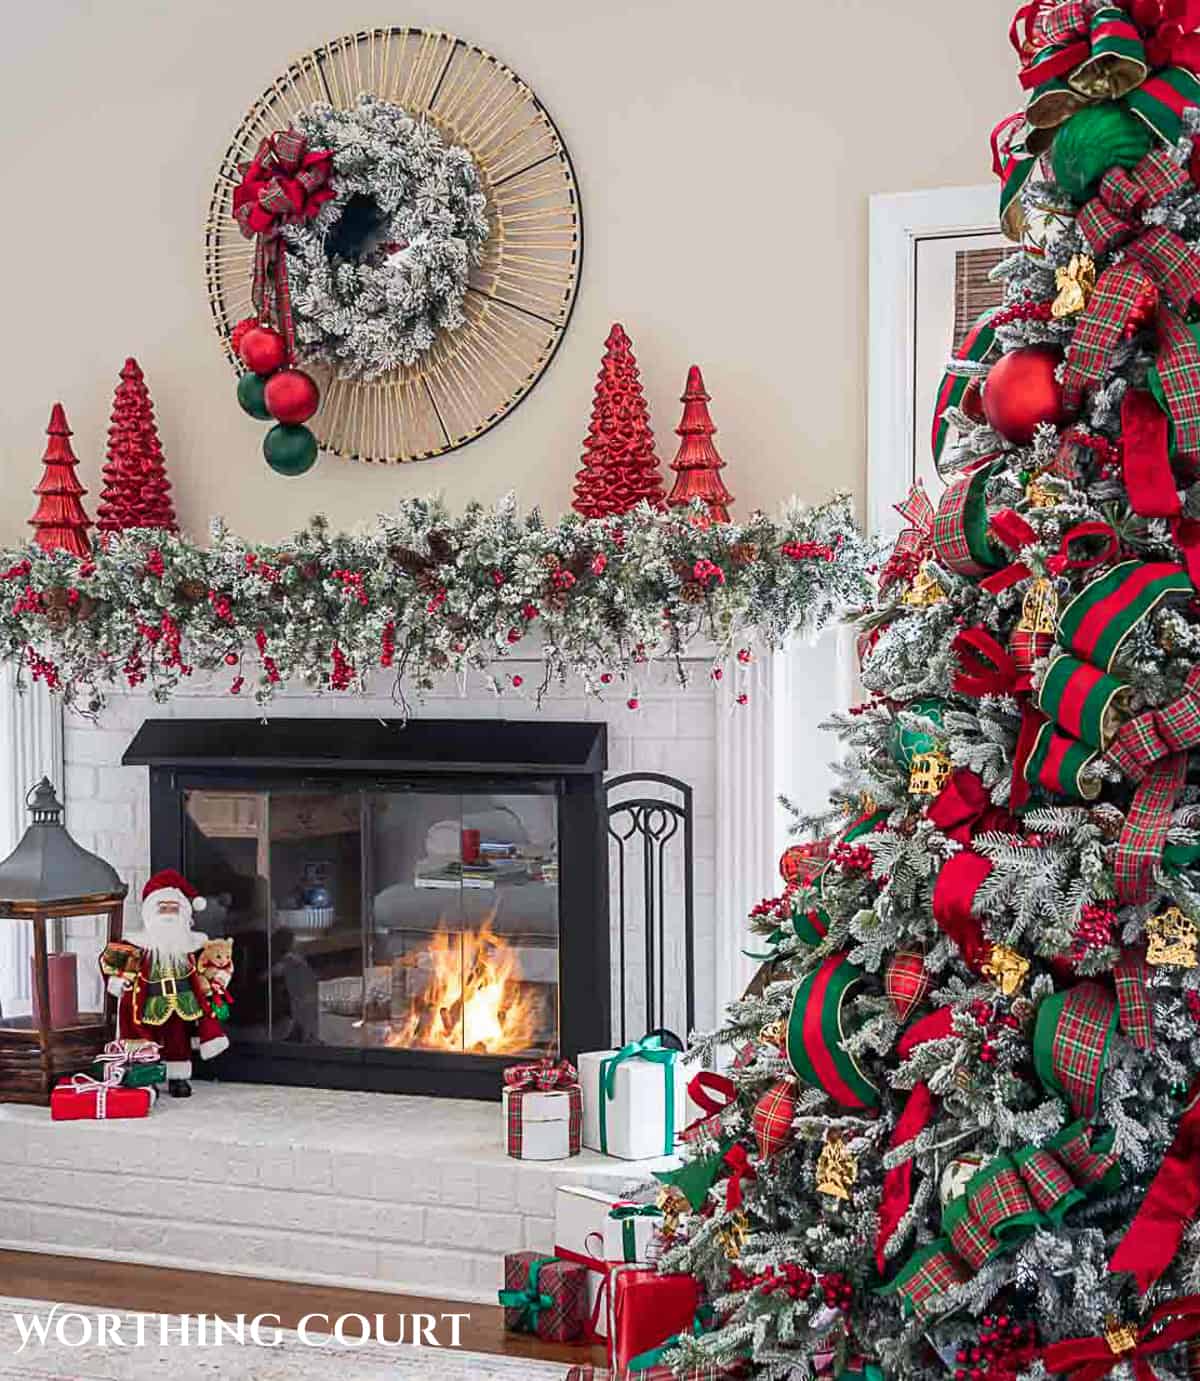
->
[28,404,92,559]
[573,324,666,518]
[665,366,734,524]
[97,359,177,538]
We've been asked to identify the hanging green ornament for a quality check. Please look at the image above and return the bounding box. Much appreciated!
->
[1052,104,1153,203]
[237,371,273,421]
[263,423,319,476]
[888,697,947,770]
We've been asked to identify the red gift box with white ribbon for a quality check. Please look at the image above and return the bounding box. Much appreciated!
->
[50,1074,153,1121]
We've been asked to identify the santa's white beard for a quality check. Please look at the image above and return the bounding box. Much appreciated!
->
[132,910,207,959]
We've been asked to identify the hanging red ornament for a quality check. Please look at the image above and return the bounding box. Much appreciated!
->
[779,841,828,887]
[239,326,287,376]
[264,369,321,425]
[751,1079,796,1158]
[28,404,92,559]
[230,316,259,357]
[665,366,734,524]
[884,950,930,1022]
[982,345,1068,446]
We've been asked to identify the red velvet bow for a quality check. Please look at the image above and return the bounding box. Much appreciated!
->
[503,1057,579,1091]
[1042,1294,1200,1378]
[927,766,1017,844]
[953,627,1032,698]
[980,512,1118,594]
[723,1144,757,1211]
[1132,0,1200,68]
[681,1071,738,1144]
[233,129,334,239]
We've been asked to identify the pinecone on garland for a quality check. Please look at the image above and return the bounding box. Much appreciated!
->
[97,358,177,538]
[28,404,92,559]
[572,323,666,518]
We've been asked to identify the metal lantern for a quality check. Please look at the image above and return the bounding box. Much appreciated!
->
[0,779,127,1103]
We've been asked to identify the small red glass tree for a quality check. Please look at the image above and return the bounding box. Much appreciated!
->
[573,324,666,518]
[28,404,92,559]
[97,358,177,538]
[665,366,734,524]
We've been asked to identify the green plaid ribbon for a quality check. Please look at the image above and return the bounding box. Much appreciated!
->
[1033,982,1117,1121]
[1114,951,1155,1050]
[931,464,1000,577]
[882,1120,1119,1318]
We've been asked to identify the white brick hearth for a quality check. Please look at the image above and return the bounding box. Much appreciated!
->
[0,1083,660,1302]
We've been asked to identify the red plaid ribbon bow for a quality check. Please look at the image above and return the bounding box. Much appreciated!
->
[879,484,935,592]
[503,1057,579,1091]
[1101,664,1200,899]
[1043,1293,1200,1378]
[1063,148,1200,466]
[232,128,334,363]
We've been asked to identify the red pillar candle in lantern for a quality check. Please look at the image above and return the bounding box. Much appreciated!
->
[31,951,79,1029]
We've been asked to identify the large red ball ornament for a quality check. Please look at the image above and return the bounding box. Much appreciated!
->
[982,345,1069,446]
[265,369,321,425]
[238,326,287,376]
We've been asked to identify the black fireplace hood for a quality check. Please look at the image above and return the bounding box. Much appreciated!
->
[123,717,607,776]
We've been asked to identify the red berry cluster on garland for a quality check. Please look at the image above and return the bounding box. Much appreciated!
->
[781,538,839,563]
[727,1262,853,1309]
[1070,902,1117,960]
[830,842,874,876]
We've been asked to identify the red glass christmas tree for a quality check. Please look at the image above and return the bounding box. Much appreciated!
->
[28,404,92,559]
[665,366,734,524]
[573,324,666,518]
[97,358,177,538]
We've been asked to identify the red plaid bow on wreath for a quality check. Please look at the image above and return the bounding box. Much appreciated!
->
[503,1057,579,1091]
[232,128,334,363]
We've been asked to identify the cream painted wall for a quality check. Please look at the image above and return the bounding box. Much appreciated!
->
[0,0,1016,545]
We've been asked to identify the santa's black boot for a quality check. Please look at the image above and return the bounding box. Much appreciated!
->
[168,1079,192,1098]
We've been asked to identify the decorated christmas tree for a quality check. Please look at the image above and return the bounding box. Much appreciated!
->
[665,366,734,524]
[573,323,666,517]
[655,7,1200,1379]
[97,358,177,537]
[28,404,91,559]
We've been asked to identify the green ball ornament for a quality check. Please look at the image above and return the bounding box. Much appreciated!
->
[263,424,318,476]
[237,371,273,422]
[1051,104,1152,203]
[889,697,947,770]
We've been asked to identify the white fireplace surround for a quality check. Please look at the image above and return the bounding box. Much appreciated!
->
[0,633,851,1044]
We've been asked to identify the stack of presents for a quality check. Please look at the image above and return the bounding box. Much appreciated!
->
[48,1039,165,1120]
[500,1033,732,1380]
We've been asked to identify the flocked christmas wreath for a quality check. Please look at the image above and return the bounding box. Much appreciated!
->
[280,95,490,379]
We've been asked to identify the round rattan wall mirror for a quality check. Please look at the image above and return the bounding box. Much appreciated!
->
[205,28,583,464]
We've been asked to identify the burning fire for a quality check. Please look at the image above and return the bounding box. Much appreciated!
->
[390,916,539,1054]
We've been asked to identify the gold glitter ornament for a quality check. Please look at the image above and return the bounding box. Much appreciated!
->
[909,750,952,796]
[816,1135,858,1202]
[982,943,1031,997]
[902,565,947,608]
[1146,906,1199,968]
[718,1211,750,1260]
[1052,254,1097,318]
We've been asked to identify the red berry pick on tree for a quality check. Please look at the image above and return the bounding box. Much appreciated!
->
[97,358,178,538]
[572,323,666,518]
[666,365,734,524]
[28,404,92,559]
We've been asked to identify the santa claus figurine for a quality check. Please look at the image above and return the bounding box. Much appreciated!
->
[99,870,232,1098]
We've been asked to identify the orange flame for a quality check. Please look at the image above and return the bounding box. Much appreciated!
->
[390,916,540,1054]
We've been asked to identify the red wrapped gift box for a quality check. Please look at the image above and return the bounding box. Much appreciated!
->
[51,1076,152,1121]
[500,1250,588,1343]
[608,1265,702,1375]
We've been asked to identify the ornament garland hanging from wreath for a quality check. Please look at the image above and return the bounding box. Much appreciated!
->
[207,28,583,470]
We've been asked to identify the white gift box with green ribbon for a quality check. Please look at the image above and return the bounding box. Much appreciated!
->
[578,1035,699,1160]
[603,1201,664,1263]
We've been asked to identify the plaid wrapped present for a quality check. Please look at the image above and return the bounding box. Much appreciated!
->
[503,1084,582,1160]
[499,1251,588,1343]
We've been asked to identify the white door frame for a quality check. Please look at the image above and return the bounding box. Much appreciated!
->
[867,184,998,535]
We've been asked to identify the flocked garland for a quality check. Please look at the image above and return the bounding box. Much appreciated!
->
[284,95,489,378]
[0,495,873,713]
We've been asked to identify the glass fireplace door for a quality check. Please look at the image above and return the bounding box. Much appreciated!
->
[182,784,561,1062]
[366,789,561,1059]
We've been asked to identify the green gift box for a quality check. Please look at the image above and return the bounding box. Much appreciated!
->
[89,1060,167,1088]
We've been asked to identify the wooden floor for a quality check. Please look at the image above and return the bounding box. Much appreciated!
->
[0,1250,606,1367]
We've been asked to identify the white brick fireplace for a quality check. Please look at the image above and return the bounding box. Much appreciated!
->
[0,635,850,1298]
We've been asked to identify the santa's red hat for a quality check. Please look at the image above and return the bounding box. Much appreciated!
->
[142,869,206,911]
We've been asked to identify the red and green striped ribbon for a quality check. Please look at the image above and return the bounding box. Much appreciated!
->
[1127,66,1200,145]
[1073,7,1146,94]
[1024,719,1102,801]
[931,462,1001,577]
[1056,561,1192,671]
[882,1120,1119,1318]
[1036,652,1129,750]
[786,954,878,1110]
[1033,981,1116,1122]
[931,313,999,467]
